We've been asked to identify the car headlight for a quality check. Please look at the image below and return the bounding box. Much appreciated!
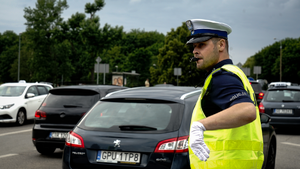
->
[0,104,14,109]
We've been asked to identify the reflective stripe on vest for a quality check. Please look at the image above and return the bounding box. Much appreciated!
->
[188,65,264,169]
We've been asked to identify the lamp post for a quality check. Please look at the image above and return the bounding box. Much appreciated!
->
[274,38,282,82]
[18,33,22,81]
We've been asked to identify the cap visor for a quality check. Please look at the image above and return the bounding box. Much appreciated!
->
[186,36,212,45]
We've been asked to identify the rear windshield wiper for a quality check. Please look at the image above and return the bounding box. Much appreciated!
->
[63,104,82,108]
[119,125,157,131]
[282,100,295,102]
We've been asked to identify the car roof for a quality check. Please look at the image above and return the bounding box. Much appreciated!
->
[102,86,202,103]
[0,82,52,87]
[154,84,175,87]
[268,85,300,91]
[249,81,259,84]
[50,85,127,93]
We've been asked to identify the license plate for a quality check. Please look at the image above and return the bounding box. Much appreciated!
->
[96,151,140,164]
[273,109,293,115]
[49,132,68,139]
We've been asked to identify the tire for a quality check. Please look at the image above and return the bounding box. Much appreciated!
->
[16,110,26,126]
[266,139,276,169]
[36,145,56,155]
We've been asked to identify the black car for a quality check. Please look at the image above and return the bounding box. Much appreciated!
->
[259,83,300,127]
[62,86,276,169]
[250,81,265,104]
[32,85,127,155]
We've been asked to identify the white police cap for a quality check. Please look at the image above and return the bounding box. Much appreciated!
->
[186,19,232,45]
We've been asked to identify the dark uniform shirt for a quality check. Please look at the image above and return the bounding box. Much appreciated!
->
[201,59,254,117]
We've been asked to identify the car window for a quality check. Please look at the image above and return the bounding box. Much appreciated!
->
[0,86,26,96]
[37,86,48,95]
[44,86,52,91]
[265,89,300,102]
[43,93,99,108]
[251,83,262,92]
[27,86,39,96]
[78,101,185,133]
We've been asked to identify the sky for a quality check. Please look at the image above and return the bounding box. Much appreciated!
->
[0,0,300,65]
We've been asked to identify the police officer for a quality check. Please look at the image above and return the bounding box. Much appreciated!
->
[186,19,264,169]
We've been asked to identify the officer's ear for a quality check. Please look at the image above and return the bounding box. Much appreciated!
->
[218,39,226,52]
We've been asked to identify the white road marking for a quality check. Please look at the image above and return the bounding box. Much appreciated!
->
[281,142,300,147]
[0,154,18,159]
[0,129,32,137]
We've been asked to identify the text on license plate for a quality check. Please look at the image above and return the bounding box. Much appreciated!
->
[49,132,68,139]
[273,109,293,114]
[96,151,140,164]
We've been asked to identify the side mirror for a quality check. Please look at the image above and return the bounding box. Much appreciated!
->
[260,113,271,123]
[26,93,35,98]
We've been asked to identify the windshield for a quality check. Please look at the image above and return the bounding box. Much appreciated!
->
[265,89,300,102]
[0,86,26,97]
[78,101,184,133]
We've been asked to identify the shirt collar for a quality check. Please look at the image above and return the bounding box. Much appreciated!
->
[213,59,233,69]
[205,59,233,76]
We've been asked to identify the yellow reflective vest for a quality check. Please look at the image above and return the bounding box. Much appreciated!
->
[189,64,264,169]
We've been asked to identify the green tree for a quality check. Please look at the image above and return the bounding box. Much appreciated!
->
[0,31,19,82]
[80,0,105,82]
[123,48,152,86]
[104,29,164,86]
[9,32,33,82]
[244,37,300,84]
[62,12,87,84]
[150,22,206,86]
[23,0,69,83]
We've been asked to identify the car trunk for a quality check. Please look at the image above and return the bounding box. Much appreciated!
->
[40,107,88,126]
[70,128,180,169]
[264,101,300,117]
[68,100,187,169]
[36,90,100,127]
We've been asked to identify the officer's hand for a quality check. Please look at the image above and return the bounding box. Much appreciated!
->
[189,121,210,161]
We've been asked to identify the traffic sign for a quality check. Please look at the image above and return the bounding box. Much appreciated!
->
[241,67,250,76]
[254,66,261,74]
[174,68,182,76]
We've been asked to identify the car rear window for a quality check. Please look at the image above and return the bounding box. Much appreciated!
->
[251,83,262,92]
[78,101,185,133]
[265,89,300,102]
[43,93,99,108]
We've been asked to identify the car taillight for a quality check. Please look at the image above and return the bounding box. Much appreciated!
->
[65,131,84,148]
[259,102,265,113]
[258,92,264,100]
[35,110,46,120]
[154,136,189,153]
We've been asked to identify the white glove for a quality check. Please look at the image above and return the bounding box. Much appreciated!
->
[189,121,210,161]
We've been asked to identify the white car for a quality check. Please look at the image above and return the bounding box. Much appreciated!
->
[0,81,53,125]
[268,82,291,88]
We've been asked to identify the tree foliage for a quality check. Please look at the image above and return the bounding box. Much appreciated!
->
[23,0,70,83]
[244,38,300,84]
[0,31,19,82]
[1,0,299,87]
[150,22,206,86]
[105,29,165,86]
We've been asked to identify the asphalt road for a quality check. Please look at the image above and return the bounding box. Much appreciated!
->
[1,121,300,169]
